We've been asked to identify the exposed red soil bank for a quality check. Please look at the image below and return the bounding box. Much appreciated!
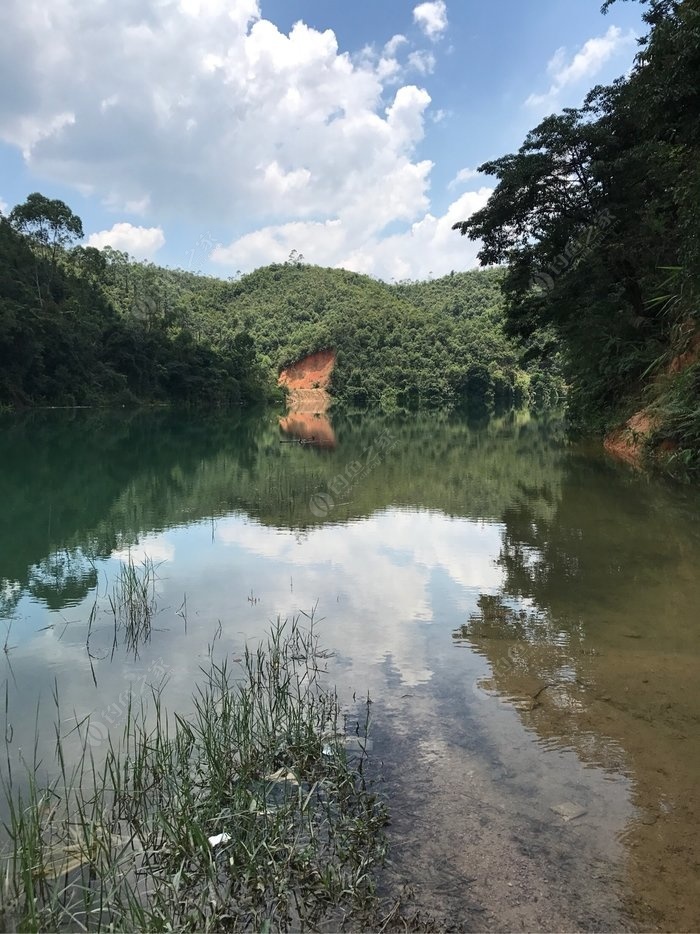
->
[604,411,660,469]
[278,349,336,416]
[278,349,336,392]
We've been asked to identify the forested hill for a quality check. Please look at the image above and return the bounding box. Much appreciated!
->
[0,203,562,411]
[219,263,562,410]
[0,212,270,409]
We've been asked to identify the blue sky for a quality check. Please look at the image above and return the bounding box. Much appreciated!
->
[0,0,645,280]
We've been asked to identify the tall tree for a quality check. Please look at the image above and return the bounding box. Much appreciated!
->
[9,193,84,268]
[453,0,699,456]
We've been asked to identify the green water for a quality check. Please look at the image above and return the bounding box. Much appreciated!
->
[1,407,699,930]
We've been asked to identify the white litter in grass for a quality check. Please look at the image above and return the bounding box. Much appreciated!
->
[208,832,232,847]
[266,768,299,785]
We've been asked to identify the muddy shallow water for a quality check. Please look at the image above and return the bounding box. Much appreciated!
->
[1,407,698,930]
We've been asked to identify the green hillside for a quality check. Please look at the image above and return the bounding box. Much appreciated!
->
[196,261,563,410]
[0,212,270,409]
[1,196,563,412]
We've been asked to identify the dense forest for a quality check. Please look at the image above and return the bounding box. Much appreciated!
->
[0,203,270,408]
[0,197,561,412]
[454,0,699,472]
[221,262,562,410]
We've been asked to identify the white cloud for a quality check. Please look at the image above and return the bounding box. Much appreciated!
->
[124,196,151,215]
[0,0,435,238]
[212,186,492,282]
[384,34,408,57]
[448,166,480,189]
[1,111,76,160]
[87,223,165,259]
[258,161,312,197]
[413,1,448,40]
[526,25,636,110]
[407,50,436,75]
[0,196,7,215]
[353,187,492,281]
[103,193,152,216]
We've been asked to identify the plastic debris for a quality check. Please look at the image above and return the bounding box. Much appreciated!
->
[550,802,587,822]
[208,832,232,847]
[266,768,298,785]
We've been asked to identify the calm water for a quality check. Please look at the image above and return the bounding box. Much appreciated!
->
[1,407,699,930]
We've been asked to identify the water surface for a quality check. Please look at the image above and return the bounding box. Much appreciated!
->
[1,408,699,930]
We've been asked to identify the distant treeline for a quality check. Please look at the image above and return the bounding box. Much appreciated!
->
[0,194,563,412]
[454,0,699,471]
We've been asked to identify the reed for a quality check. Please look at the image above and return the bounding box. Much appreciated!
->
[108,554,158,658]
[0,616,387,932]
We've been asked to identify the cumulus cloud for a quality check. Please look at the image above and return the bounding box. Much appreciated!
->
[384,34,408,57]
[212,185,492,281]
[87,223,165,259]
[526,25,636,110]
[0,0,435,236]
[407,50,436,75]
[0,196,7,215]
[413,1,448,40]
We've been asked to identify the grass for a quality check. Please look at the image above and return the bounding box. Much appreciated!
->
[648,362,700,476]
[107,554,159,658]
[0,617,388,932]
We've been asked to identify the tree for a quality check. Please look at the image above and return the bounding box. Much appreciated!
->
[452,0,700,463]
[71,245,107,281]
[9,193,84,272]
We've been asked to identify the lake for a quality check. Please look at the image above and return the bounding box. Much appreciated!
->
[1,407,699,931]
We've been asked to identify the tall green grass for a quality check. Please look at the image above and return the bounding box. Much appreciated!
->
[107,554,159,658]
[0,618,387,931]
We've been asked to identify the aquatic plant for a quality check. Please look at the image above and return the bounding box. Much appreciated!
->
[0,617,387,931]
[108,554,158,658]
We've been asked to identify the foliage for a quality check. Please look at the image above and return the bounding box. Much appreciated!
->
[215,263,563,411]
[1,192,561,413]
[9,192,84,278]
[452,0,700,465]
[0,210,271,408]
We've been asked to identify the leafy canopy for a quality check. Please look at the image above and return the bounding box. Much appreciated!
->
[452,0,700,467]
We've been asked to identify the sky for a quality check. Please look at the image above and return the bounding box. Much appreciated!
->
[0,0,645,282]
